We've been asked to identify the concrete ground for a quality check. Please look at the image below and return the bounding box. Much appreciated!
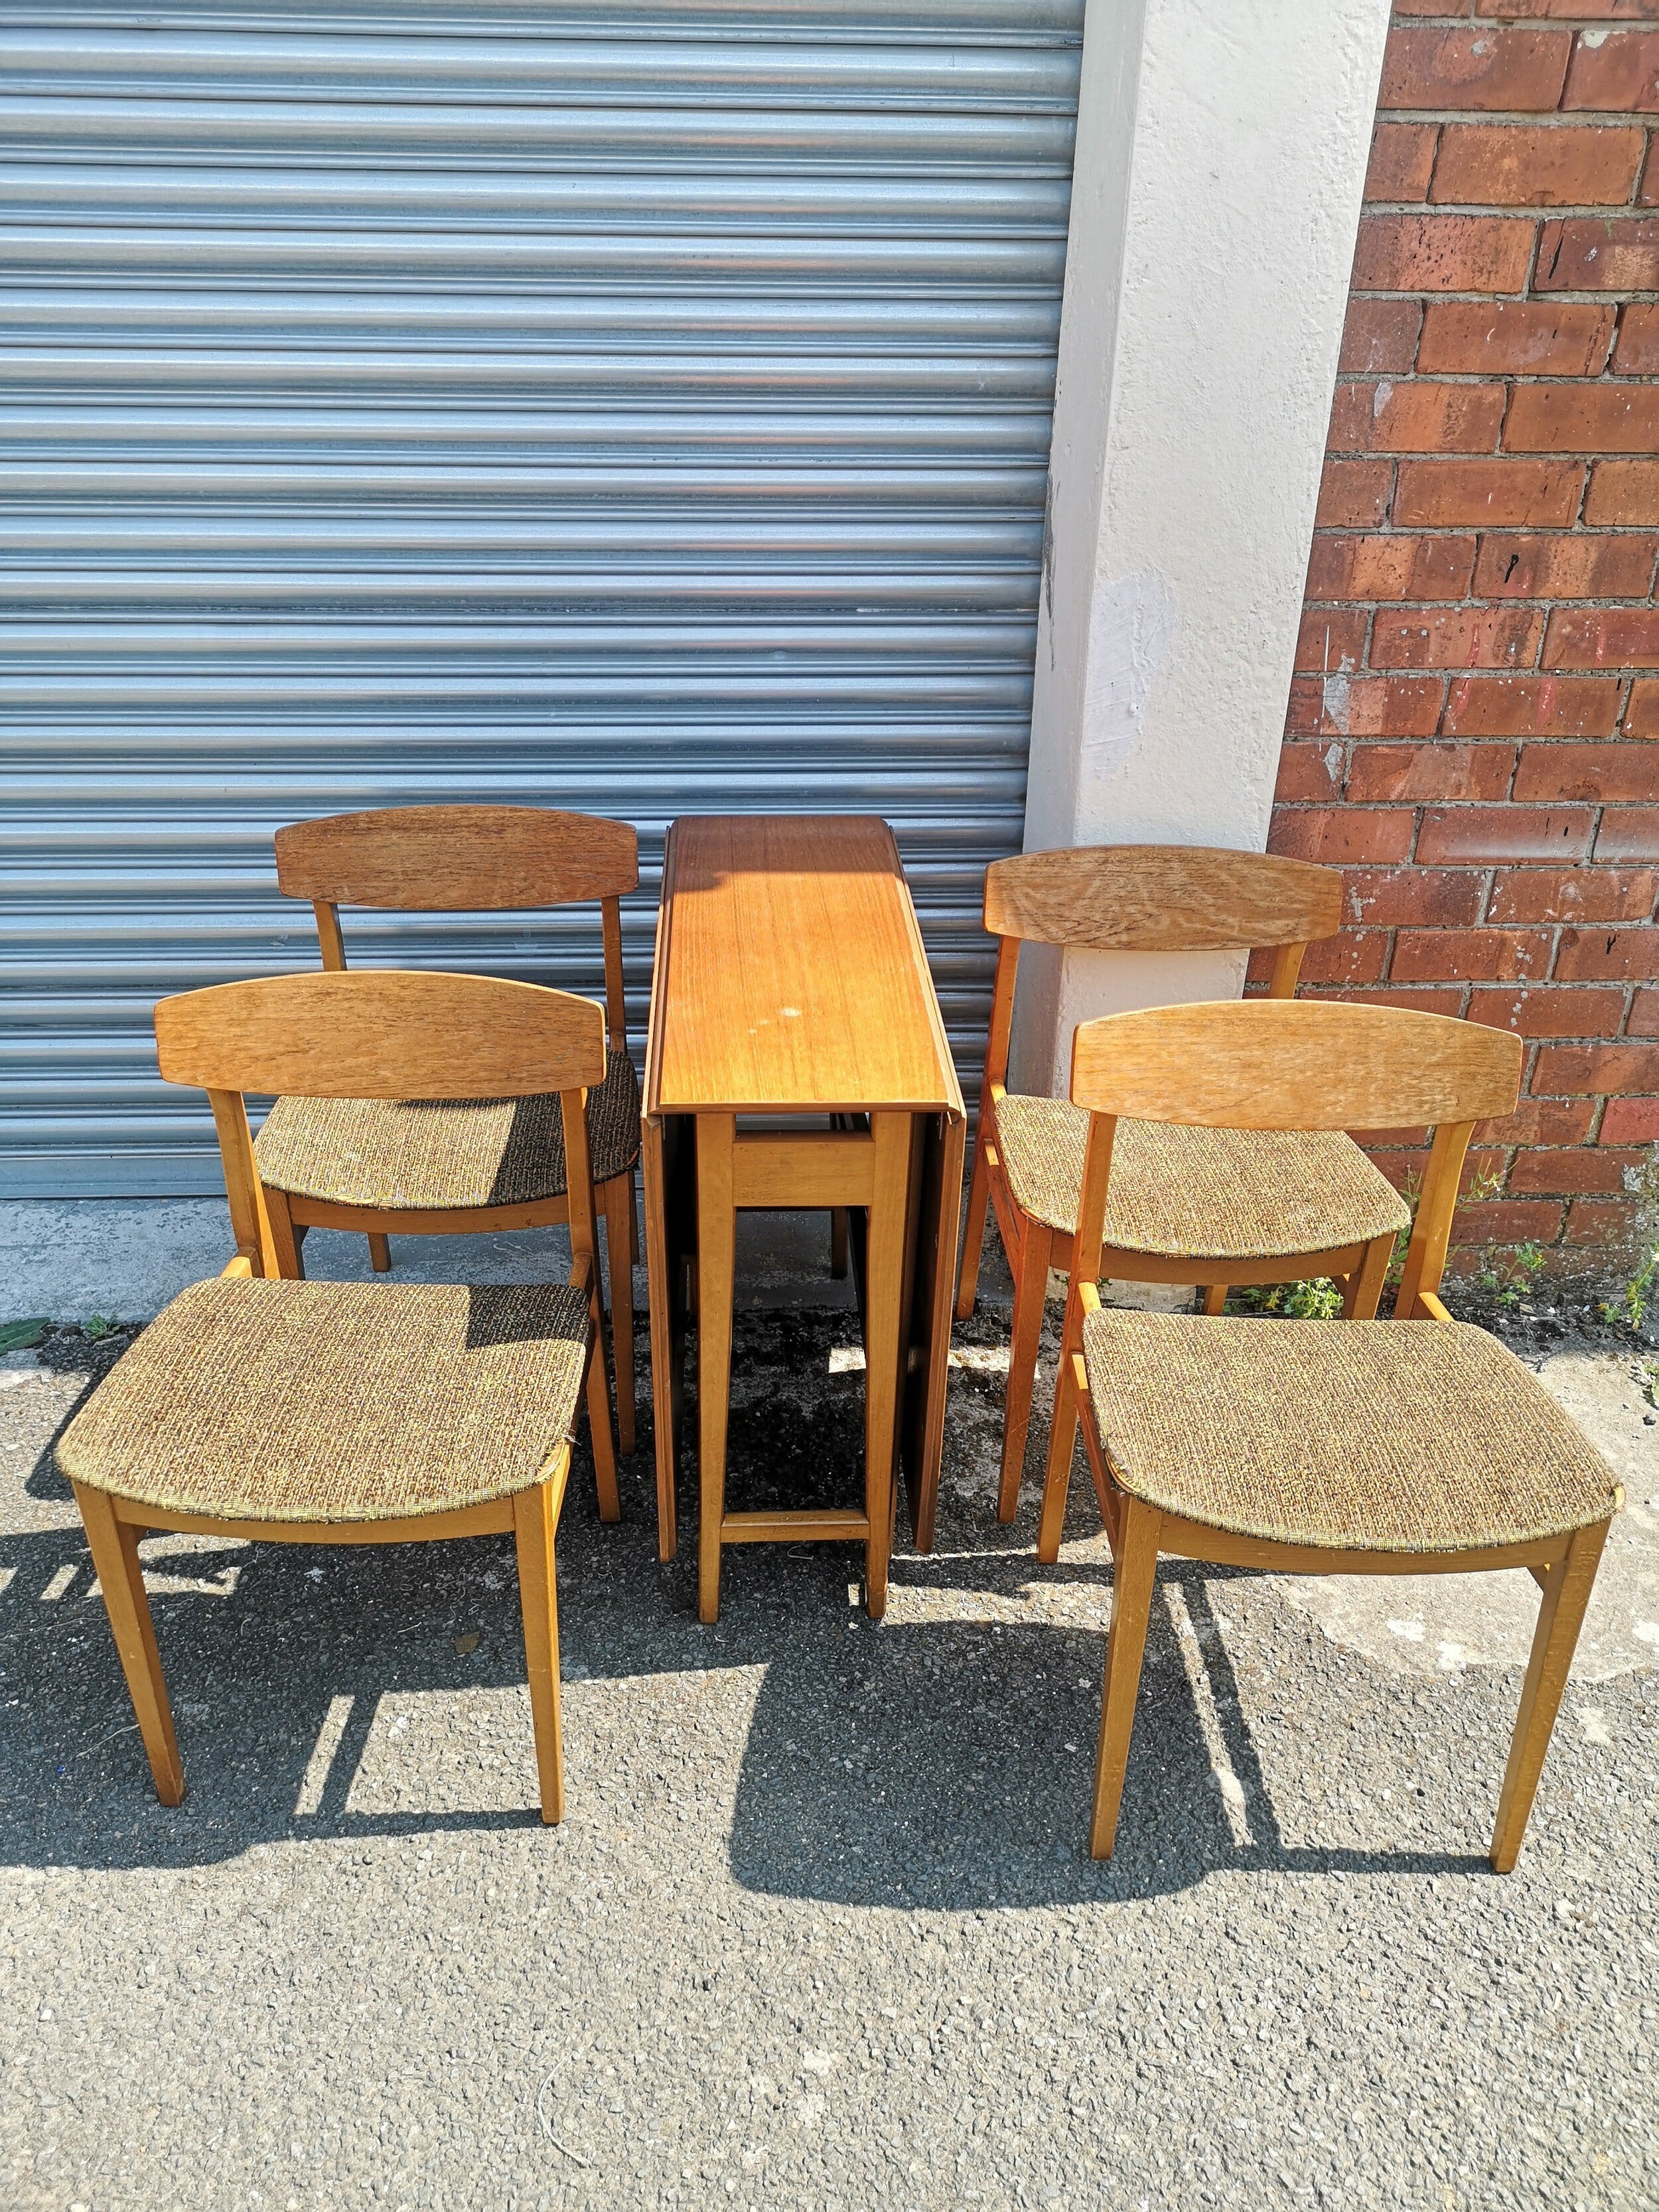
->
[1,1201,1656,2209]
[0,1201,873,1327]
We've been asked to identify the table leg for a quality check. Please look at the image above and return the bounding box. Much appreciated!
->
[891,1115,927,1546]
[696,1112,737,1624]
[906,1111,965,1556]
[642,1115,678,1562]
[862,1112,912,1621]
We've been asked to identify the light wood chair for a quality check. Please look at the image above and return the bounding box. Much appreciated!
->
[259,805,644,1453]
[57,970,622,1823]
[956,845,1411,1521]
[1039,999,1622,1870]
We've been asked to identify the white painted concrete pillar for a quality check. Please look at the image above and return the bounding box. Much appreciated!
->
[1013,0,1393,1092]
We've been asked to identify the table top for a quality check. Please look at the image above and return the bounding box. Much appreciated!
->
[644,815,963,1118]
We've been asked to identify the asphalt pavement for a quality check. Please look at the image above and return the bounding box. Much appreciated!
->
[1,1262,1655,2211]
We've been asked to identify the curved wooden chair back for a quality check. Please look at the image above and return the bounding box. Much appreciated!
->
[273,806,638,1051]
[972,846,1345,1137]
[155,972,608,1282]
[1070,999,1521,1130]
[275,806,638,911]
[984,844,1343,954]
[1068,999,1523,1319]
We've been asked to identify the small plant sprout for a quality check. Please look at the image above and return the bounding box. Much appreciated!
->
[1479,1240,1546,1312]
[1215,1277,1345,1321]
[1606,1244,1658,1334]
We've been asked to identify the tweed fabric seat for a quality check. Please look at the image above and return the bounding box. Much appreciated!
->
[1080,1308,1618,1554]
[57,1277,591,1524]
[253,1046,642,1211]
[993,1092,1409,1258]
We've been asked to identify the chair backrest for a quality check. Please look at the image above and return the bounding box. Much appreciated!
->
[155,971,608,1279]
[1070,999,1521,1129]
[972,844,1346,1114]
[274,806,638,911]
[1066,999,1523,1319]
[984,844,1342,953]
[273,806,639,1051]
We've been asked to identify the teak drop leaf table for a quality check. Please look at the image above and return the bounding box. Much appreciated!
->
[641,816,965,1621]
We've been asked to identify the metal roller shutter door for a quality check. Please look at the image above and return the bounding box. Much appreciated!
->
[0,3,1081,1195]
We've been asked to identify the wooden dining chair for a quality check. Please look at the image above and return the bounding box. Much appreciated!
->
[1038,999,1621,1870]
[56,969,621,1822]
[956,845,1411,1522]
[257,804,644,1453]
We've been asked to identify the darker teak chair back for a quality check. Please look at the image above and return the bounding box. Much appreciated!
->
[958,843,1398,1526]
[981,842,1343,988]
[274,804,638,1052]
[265,806,646,1451]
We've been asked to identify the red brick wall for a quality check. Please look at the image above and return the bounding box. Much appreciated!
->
[1268,3,1659,1278]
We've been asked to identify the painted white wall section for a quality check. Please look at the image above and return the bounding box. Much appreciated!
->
[1013,0,1392,1092]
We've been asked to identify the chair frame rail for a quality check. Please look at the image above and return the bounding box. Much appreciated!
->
[1036,999,1613,1872]
[956,845,1379,1524]
[269,805,644,1455]
[75,968,623,1819]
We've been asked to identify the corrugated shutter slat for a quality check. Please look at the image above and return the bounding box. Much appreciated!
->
[0,2,1080,1193]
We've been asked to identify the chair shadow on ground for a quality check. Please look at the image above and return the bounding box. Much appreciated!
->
[1,1309,1493,1895]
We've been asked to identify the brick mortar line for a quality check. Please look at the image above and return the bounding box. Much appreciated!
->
[1307,617,1650,647]
[1330,382,1650,390]
[1308,521,1657,532]
[1321,445,1652,462]
[1385,6,1659,15]
[1299,627,1652,675]
[1384,11,1658,19]
[1307,587,1654,603]
[1362,200,1652,216]
[1374,111,1658,128]
[1346,289,1659,303]
[1305,601,1656,613]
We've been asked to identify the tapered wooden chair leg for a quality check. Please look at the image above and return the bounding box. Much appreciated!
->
[1036,1345,1082,1565]
[1490,1518,1611,1872]
[642,1120,679,1562]
[954,1131,993,1321]
[72,1484,184,1806]
[998,1221,1052,1522]
[368,1232,392,1274]
[582,1292,622,1523]
[513,1479,565,1824]
[603,1175,636,1457]
[1089,1498,1162,1860]
[264,1185,305,1280]
[1200,1284,1226,1316]
[1342,1232,1394,1320]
